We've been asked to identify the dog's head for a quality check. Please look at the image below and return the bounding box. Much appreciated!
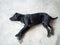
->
[10,13,22,21]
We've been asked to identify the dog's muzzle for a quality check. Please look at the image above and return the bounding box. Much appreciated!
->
[10,17,15,21]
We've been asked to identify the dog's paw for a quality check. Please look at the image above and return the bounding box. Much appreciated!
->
[18,36,22,40]
[15,34,19,37]
[17,37,23,44]
[51,32,54,35]
[47,34,51,37]
[15,34,23,40]
[51,31,54,35]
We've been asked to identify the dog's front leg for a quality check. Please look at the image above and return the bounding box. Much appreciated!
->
[15,25,30,40]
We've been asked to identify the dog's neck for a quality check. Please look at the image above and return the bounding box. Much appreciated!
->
[20,15,25,23]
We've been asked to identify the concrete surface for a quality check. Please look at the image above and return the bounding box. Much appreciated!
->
[0,0,60,45]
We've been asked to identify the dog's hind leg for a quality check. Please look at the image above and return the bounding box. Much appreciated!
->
[48,24,54,35]
[42,23,51,37]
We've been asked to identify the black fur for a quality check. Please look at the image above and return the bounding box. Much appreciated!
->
[10,12,58,40]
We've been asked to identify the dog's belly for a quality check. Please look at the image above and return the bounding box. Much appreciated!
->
[29,14,43,25]
[30,18,42,25]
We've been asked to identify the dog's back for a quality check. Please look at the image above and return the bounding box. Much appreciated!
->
[24,13,49,25]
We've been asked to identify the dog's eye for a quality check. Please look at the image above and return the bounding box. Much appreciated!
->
[14,15,17,19]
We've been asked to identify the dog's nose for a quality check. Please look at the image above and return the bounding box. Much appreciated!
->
[9,17,13,21]
[9,18,11,20]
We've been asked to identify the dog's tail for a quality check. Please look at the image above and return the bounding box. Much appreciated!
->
[50,17,58,20]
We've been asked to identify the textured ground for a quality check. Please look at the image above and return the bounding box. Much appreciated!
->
[0,0,60,45]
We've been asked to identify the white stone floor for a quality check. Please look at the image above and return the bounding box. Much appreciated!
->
[0,0,60,45]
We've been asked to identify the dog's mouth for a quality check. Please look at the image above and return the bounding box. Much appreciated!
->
[10,17,16,21]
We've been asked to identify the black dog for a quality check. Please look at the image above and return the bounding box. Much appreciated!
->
[10,12,58,40]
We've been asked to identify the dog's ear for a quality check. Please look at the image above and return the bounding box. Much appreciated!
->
[14,12,22,17]
[15,12,23,16]
[15,12,19,15]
